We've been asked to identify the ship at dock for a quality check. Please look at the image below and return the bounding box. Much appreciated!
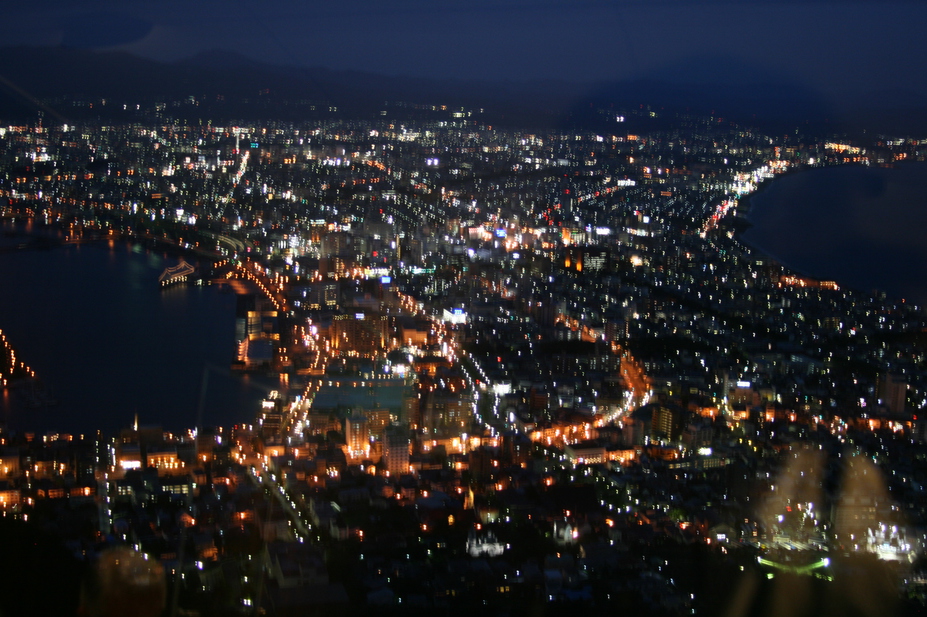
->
[158,259,196,288]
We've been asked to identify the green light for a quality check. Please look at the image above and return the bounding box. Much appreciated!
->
[757,556,831,576]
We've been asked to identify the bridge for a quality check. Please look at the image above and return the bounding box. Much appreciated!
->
[158,259,196,287]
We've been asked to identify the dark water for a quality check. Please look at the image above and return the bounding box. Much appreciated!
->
[741,161,927,306]
[0,223,273,436]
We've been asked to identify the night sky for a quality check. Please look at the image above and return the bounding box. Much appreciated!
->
[2,0,926,107]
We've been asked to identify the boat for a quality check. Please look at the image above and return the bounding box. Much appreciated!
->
[158,259,196,287]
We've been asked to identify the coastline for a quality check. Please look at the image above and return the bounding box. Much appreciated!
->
[731,160,896,223]
[732,162,815,224]
[730,162,814,272]
[730,161,927,306]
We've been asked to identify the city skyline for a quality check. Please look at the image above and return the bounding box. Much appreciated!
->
[1,37,926,614]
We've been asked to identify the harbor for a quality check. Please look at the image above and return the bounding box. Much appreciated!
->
[0,224,260,435]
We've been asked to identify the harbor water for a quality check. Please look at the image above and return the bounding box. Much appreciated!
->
[740,161,927,306]
[0,221,272,436]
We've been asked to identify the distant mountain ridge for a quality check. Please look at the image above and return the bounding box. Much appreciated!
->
[0,46,924,136]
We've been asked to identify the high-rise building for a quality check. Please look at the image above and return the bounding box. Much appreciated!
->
[299,282,339,310]
[345,415,369,460]
[420,390,474,439]
[363,408,392,441]
[879,373,907,413]
[331,313,388,355]
[382,423,410,476]
[605,319,628,343]
[320,230,355,258]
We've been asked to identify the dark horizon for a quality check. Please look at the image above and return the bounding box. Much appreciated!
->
[1,39,926,137]
[2,0,925,139]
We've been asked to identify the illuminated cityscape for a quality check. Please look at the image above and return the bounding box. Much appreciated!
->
[1,96,927,616]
